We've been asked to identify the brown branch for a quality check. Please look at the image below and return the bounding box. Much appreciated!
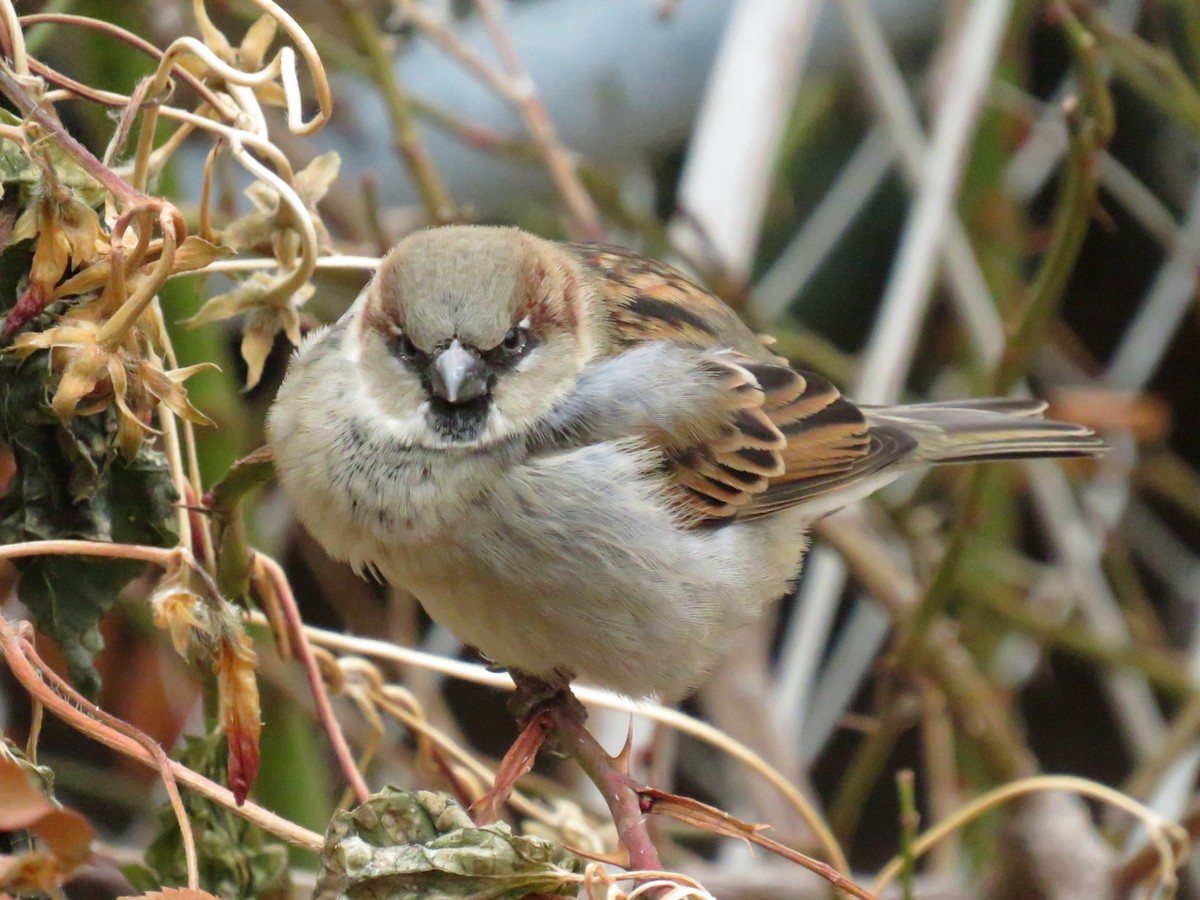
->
[550,701,664,873]
[0,64,154,211]
[0,614,322,852]
[473,0,602,240]
[255,552,372,804]
[334,0,454,223]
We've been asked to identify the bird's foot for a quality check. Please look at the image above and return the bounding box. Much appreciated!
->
[470,706,555,825]
[507,667,585,728]
[470,669,583,824]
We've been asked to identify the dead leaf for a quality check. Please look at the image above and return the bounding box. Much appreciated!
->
[0,749,94,873]
[315,788,579,900]
[215,627,261,804]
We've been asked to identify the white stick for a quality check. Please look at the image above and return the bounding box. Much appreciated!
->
[855,0,1013,403]
[670,0,828,281]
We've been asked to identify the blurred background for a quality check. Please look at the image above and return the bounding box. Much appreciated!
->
[4,0,1200,897]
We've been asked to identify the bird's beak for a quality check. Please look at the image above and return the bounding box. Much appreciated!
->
[429,339,489,404]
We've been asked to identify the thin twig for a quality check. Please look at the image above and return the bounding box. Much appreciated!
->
[335,0,454,222]
[0,616,322,851]
[254,553,372,803]
[472,0,602,240]
[1,620,201,890]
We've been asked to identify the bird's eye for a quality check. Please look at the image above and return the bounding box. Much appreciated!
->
[390,330,424,362]
[500,326,529,357]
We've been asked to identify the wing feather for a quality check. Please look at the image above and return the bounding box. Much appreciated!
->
[569,243,878,525]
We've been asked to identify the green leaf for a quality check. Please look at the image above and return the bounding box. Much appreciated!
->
[136,734,291,900]
[0,110,107,208]
[314,788,580,900]
[0,349,177,696]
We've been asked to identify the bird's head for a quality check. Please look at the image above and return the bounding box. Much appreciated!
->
[354,225,593,448]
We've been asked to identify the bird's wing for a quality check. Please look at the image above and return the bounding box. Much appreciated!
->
[568,243,907,523]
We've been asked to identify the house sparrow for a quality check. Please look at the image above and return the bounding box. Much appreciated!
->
[266,225,1103,701]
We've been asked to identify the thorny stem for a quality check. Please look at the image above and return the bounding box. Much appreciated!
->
[335,0,455,222]
[547,697,664,873]
[638,789,878,899]
[0,615,323,852]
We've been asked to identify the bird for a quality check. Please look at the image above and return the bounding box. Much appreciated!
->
[266,225,1104,702]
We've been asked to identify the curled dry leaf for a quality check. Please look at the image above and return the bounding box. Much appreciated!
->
[55,235,232,303]
[3,185,106,337]
[214,624,262,805]
[185,271,312,390]
[314,788,580,900]
[188,11,285,107]
[149,565,207,658]
[15,192,103,298]
[223,152,340,255]
[7,308,216,458]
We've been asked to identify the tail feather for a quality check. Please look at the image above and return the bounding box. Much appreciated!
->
[865,400,1105,465]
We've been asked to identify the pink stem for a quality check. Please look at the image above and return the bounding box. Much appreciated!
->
[548,698,663,872]
[256,553,372,803]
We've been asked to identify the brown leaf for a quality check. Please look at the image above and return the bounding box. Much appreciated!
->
[0,753,94,870]
[118,889,223,900]
[215,629,261,804]
[139,360,218,427]
[0,851,62,895]
[639,787,878,900]
[54,236,231,301]
[186,272,309,389]
[150,575,205,657]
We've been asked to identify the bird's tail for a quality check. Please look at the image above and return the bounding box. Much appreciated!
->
[864,398,1105,465]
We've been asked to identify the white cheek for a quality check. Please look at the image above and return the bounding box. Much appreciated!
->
[513,346,540,373]
[480,407,512,444]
